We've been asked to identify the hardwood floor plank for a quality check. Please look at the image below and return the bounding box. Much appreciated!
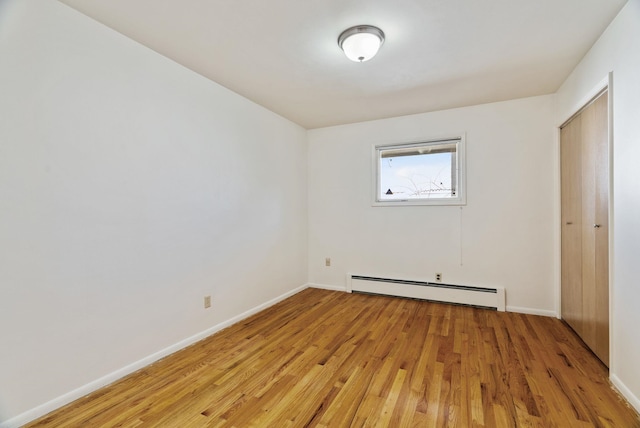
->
[25,289,640,428]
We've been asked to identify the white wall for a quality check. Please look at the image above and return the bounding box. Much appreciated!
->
[555,0,640,412]
[0,1,307,425]
[308,95,556,315]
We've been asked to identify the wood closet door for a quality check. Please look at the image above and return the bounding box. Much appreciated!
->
[560,113,583,337]
[560,90,609,366]
[590,92,609,366]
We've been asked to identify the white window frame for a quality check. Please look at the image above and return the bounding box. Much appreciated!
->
[372,135,466,206]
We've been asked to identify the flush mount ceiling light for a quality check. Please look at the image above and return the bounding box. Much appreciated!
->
[338,25,385,62]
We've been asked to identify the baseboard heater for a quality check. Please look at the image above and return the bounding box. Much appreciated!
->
[347,274,506,311]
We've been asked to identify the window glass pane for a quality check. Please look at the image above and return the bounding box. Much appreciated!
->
[375,139,463,205]
[379,151,455,200]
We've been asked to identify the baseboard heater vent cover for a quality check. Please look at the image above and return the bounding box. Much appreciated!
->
[347,274,505,311]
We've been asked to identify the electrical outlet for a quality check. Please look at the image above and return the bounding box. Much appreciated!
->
[435,273,442,282]
[204,296,211,309]
[325,257,331,267]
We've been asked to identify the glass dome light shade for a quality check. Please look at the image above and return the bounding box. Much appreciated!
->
[338,26,385,62]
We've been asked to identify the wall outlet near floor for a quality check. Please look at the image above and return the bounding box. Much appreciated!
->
[325,257,331,267]
[204,295,211,309]
[435,273,442,282]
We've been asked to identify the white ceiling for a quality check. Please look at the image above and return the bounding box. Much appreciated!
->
[58,0,627,129]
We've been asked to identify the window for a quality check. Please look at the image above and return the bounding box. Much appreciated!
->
[373,137,466,206]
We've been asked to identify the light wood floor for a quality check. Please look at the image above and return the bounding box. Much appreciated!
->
[27,288,639,427]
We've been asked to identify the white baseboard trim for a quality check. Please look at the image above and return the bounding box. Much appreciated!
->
[0,284,308,428]
[308,285,556,317]
[307,282,348,292]
[610,373,640,414]
[506,306,557,317]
